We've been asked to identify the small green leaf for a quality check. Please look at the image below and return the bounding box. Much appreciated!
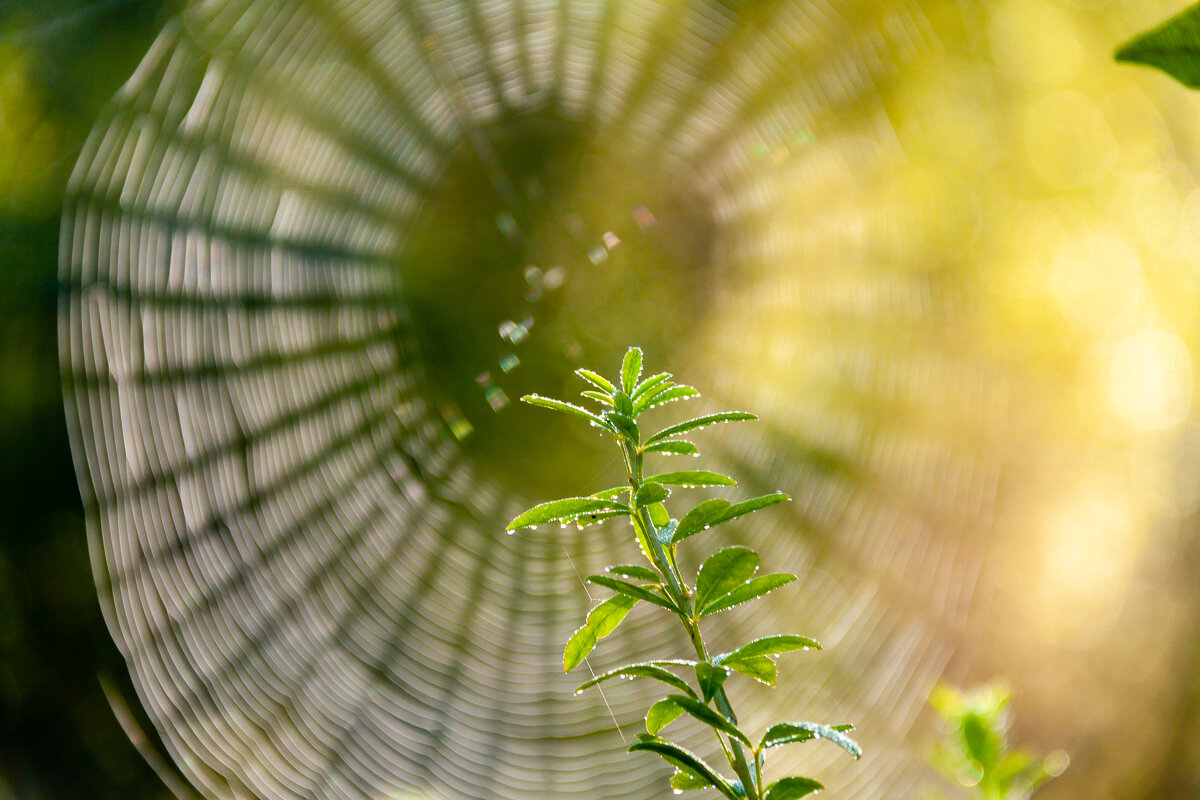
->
[671,768,713,791]
[648,502,670,527]
[508,497,631,530]
[614,391,634,416]
[695,546,759,610]
[632,372,672,401]
[576,368,617,395]
[1115,5,1200,89]
[760,722,862,759]
[587,575,680,612]
[635,384,699,414]
[673,499,733,543]
[667,694,753,748]
[647,698,685,734]
[763,777,824,800]
[605,412,639,443]
[721,655,776,686]
[622,347,643,393]
[645,470,736,488]
[635,482,670,505]
[522,394,611,430]
[642,440,699,456]
[628,738,740,800]
[580,390,613,406]
[606,564,660,582]
[575,662,698,697]
[719,634,821,661]
[655,520,679,546]
[567,510,628,529]
[645,412,757,445]
[717,492,790,524]
[694,662,729,702]
[563,595,638,671]
[698,573,796,617]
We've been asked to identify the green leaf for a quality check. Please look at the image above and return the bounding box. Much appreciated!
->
[580,390,613,406]
[575,662,698,698]
[563,595,638,671]
[655,520,679,546]
[522,394,611,430]
[605,412,639,443]
[648,502,670,527]
[1115,4,1200,89]
[694,662,729,702]
[695,546,759,610]
[646,698,685,734]
[635,384,699,414]
[645,411,757,445]
[628,738,740,800]
[760,722,862,759]
[614,391,634,416]
[644,470,736,488]
[622,347,643,393]
[508,497,631,530]
[719,634,821,661]
[587,575,680,612]
[632,372,672,401]
[667,694,753,748]
[698,573,796,617]
[673,499,733,543]
[642,440,699,456]
[717,492,790,525]
[575,368,617,395]
[763,777,824,800]
[721,655,776,686]
[635,482,670,505]
[606,564,660,582]
[671,768,713,791]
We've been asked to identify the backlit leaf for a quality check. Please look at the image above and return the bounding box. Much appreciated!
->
[635,482,670,505]
[605,412,639,442]
[628,738,740,800]
[673,499,732,543]
[667,694,753,747]
[698,574,796,617]
[563,595,638,671]
[719,634,821,661]
[575,368,616,395]
[645,470,736,488]
[645,412,757,445]
[635,384,699,414]
[580,390,613,406]
[695,546,759,610]
[694,662,729,702]
[587,575,680,612]
[508,497,631,530]
[761,722,862,759]
[763,777,824,800]
[642,440,699,456]
[575,662,698,698]
[622,347,643,393]
[632,372,672,401]
[606,564,660,582]
[522,394,611,429]
[721,655,776,686]
[671,768,713,791]
[647,698,685,734]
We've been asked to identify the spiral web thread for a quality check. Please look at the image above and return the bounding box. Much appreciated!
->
[59,1,1000,798]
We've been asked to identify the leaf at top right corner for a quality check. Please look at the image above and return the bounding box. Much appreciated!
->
[1116,3,1200,89]
[763,776,824,800]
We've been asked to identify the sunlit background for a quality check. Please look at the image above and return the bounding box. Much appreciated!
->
[2,0,1200,798]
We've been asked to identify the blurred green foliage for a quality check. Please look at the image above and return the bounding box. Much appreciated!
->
[0,1,180,797]
[926,682,1067,800]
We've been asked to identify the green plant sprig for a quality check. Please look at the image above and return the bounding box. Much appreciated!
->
[507,347,861,800]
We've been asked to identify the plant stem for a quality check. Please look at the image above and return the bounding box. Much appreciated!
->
[624,438,761,800]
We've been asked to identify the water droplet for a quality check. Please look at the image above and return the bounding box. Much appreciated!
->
[673,790,683,796]
[506,529,516,536]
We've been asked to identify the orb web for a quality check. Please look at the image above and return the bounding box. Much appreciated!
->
[59,1,998,798]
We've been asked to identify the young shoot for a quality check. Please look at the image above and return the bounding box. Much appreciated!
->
[508,347,861,800]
